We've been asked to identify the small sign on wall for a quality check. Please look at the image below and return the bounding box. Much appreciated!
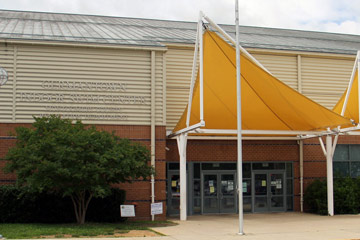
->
[151,202,163,215]
[120,205,135,217]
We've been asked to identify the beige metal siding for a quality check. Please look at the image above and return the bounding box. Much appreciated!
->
[251,53,298,90]
[0,44,14,122]
[301,57,354,109]
[166,48,194,130]
[155,52,165,125]
[0,43,165,125]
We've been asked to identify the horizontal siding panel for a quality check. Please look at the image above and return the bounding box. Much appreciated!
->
[155,52,164,125]
[9,44,155,125]
[0,43,14,122]
[301,93,342,110]
[166,48,194,130]
[251,53,298,90]
[302,57,353,109]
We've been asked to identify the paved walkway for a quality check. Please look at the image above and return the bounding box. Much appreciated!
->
[20,212,360,240]
[149,212,360,240]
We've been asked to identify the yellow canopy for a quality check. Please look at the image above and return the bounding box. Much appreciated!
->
[333,69,359,123]
[172,30,352,135]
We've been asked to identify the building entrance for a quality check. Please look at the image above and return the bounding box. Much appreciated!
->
[167,172,180,215]
[202,172,237,214]
[252,171,286,212]
[166,162,293,216]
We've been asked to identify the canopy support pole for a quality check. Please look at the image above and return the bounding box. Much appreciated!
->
[202,14,272,76]
[235,0,244,235]
[186,13,202,127]
[199,13,204,123]
[358,50,360,122]
[177,133,188,221]
[341,51,360,115]
[326,134,334,216]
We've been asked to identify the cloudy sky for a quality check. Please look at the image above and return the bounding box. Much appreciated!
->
[1,0,360,35]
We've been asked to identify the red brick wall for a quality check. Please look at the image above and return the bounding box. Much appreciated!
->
[166,139,301,210]
[0,123,167,221]
[166,137,360,213]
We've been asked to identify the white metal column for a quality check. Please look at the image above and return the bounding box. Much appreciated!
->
[326,135,334,216]
[341,51,360,115]
[150,51,156,221]
[319,135,336,216]
[235,0,244,235]
[199,16,204,123]
[358,50,360,122]
[177,133,188,221]
[186,13,202,127]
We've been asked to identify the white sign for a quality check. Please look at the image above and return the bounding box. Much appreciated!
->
[120,205,135,217]
[151,202,163,215]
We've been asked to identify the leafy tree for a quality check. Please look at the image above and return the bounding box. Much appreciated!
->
[5,116,152,224]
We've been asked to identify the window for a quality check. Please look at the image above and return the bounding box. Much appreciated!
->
[333,145,360,177]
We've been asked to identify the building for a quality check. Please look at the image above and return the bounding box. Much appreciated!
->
[0,9,360,220]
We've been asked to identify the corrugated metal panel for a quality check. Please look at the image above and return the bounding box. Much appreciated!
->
[2,10,360,55]
[301,57,354,109]
[251,53,298,90]
[155,52,165,125]
[11,44,159,125]
[0,44,14,122]
[166,48,194,130]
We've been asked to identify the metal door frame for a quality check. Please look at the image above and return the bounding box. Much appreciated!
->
[201,170,237,214]
[251,170,286,213]
[167,171,181,215]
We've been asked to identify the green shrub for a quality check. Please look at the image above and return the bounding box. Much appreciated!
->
[304,179,328,215]
[304,177,360,215]
[0,185,126,223]
[334,177,360,214]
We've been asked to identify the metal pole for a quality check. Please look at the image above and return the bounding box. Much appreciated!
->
[341,51,359,116]
[186,13,202,127]
[235,0,244,235]
[177,133,188,221]
[199,14,204,122]
[150,51,156,221]
[202,14,272,76]
[357,51,360,122]
[299,140,304,212]
[326,135,334,216]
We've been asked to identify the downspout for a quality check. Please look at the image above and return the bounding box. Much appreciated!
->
[150,51,156,221]
[299,140,304,212]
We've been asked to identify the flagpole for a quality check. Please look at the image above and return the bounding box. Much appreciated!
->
[235,0,244,235]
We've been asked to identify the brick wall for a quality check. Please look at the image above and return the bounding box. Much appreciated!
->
[166,137,360,213]
[166,139,301,210]
[0,123,167,221]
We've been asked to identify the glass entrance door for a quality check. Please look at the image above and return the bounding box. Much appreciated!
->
[269,173,285,211]
[167,173,180,215]
[202,172,236,214]
[253,171,285,212]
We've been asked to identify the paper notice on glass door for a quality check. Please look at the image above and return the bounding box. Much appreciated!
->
[262,180,267,187]
[228,181,234,190]
[210,186,215,193]
[209,180,214,187]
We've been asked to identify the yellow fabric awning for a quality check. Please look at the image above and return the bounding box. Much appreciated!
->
[172,31,352,135]
[333,69,359,123]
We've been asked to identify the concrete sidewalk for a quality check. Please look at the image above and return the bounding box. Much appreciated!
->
[149,212,360,240]
[17,212,360,240]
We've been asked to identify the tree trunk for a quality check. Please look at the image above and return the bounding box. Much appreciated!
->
[70,191,93,224]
